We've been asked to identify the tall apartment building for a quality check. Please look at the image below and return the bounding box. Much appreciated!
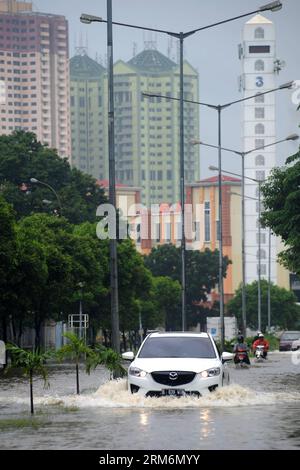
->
[115,48,200,206]
[70,49,107,177]
[0,0,71,158]
[70,46,200,207]
[239,14,289,289]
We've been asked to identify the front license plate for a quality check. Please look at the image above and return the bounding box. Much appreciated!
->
[162,389,185,397]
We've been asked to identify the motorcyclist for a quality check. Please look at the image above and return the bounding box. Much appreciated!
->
[252,333,269,359]
[233,335,250,365]
[252,330,262,345]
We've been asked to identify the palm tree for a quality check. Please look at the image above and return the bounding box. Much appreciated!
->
[57,332,92,394]
[6,344,51,415]
[87,344,127,380]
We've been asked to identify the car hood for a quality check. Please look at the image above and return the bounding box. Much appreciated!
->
[132,357,221,374]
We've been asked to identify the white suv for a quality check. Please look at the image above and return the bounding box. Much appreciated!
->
[122,332,232,397]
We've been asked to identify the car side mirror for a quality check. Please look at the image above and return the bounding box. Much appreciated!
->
[122,351,135,361]
[221,352,234,362]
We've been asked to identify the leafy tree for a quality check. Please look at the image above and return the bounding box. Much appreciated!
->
[152,276,181,330]
[6,344,51,414]
[87,344,127,379]
[14,215,108,347]
[0,197,17,344]
[57,332,93,394]
[0,130,107,223]
[261,148,300,274]
[144,244,230,327]
[227,280,300,331]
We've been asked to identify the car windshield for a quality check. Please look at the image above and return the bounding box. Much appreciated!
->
[138,337,217,359]
[281,332,300,341]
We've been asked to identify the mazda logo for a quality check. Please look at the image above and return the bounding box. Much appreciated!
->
[169,371,178,381]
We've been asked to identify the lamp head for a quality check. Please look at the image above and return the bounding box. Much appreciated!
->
[286,134,299,141]
[208,165,219,171]
[259,1,282,12]
[30,177,38,183]
[80,13,102,24]
[279,81,295,90]
[190,139,202,146]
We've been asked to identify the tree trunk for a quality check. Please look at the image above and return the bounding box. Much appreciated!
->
[17,318,23,347]
[122,330,127,352]
[2,317,7,343]
[76,361,80,395]
[29,369,34,415]
[34,319,41,349]
[103,329,108,348]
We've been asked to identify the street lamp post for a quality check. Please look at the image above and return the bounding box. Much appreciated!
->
[81,0,283,341]
[30,177,62,216]
[146,81,292,346]
[206,131,298,332]
[267,227,272,331]
[81,2,120,354]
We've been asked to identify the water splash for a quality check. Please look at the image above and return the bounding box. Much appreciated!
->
[28,379,300,409]
[1,379,299,410]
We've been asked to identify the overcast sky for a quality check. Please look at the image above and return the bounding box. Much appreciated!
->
[32,0,300,177]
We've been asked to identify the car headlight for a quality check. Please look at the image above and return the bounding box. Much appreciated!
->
[128,367,147,378]
[200,368,220,378]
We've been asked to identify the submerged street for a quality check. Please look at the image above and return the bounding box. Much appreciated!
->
[0,351,299,450]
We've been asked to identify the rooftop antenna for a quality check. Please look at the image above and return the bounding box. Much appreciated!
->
[86,32,89,55]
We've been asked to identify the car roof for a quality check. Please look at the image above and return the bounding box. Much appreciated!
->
[147,332,210,339]
[281,331,300,335]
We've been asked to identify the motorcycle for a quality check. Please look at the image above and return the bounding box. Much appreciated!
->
[234,348,250,368]
[254,344,266,362]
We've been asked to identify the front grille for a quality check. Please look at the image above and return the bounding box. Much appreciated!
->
[146,390,200,398]
[151,371,196,386]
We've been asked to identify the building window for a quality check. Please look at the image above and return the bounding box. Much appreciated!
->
[157,170,163,181]
[155,223,160,242]
[194,221,200,241]
[167,170,172,180]
[257,233,266,244]
[249,45,270,53]
[255,59,264,71]
[255,123,265,134]
[164,222,171,242]
[257,249,266,260]
[216,220,220,241]
[150,170,156,181]
[255,93,265,104]
[255,27,265,39]
[255,139,265,149]
[258,264,267,275]
[204,201,210,242]
[255,154,265,166]
[256,170,265,181]
[255,107,265,119]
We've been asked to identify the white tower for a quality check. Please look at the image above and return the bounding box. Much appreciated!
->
[239,14,279,285]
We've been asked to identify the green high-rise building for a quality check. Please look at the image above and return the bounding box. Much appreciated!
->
[70,48,200,207]
[70,50,108,179]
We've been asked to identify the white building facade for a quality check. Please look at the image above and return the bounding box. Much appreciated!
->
[239,14,278,285]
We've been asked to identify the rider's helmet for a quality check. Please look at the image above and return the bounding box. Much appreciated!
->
[237,335,244,343]
[258,333,264,338]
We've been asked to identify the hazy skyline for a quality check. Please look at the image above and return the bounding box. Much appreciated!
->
[31,0,300,177]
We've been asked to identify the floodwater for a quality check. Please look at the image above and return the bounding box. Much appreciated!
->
[0,352,299,450]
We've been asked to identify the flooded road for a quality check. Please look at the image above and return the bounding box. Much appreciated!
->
[0,352,299,449]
